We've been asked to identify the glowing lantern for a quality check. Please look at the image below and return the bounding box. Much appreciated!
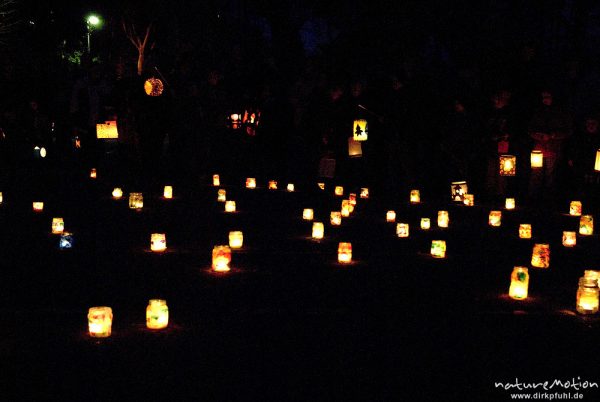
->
[163,186,173,199]
[96,121,118,139]
[509,267,529,300]
[530,150,543,168]
[570,201,582,216]
[584,270,600,283]
[410,190,420,204]
[318,182,325,190]
[88,307,112,338]
[268,181,277,190]
[348,138,363,157]
[129,193,143,210]
[430,240,446,258]
[302,208,314,220]
[579,215,594,235]
[212,245,231,272]
[146,299,169,330]
[0,192,3,204]
[488,211,502,227]
[396,223,409,238]
[353,119,368,141]
[34,146,47,158]
[229,114,241,129]
[246,178,256,189]
[531,244,550,268]
[229,231,243,249]
[595,150,600,171]
[150,233,167,252]
[51,218,64,234]
[334,186,344,196]
[519,224,532,239]
[112,188,123,199]
[90,168,97,179]
[420,218,431,230]
[33,202,44,212]
[348,193,357,206]
[330,211,342,226]
[144,77,164,96]
[386,211,396,222]
[341,200,353,216]
[337,242,352,264]
[59,232,74,249]
[505,198,516,210]
[577,277,599,314]
[360,188,369,198]
[562,231,576,247]
[437,211,449,228]
[499,155,516,176]
[217,189,226,202]
[213,174,220,186]
[287,183,295,192]
[463,194,474,206]
[312,222,324,239]
[451,181,468,202]
[225,201,236,213]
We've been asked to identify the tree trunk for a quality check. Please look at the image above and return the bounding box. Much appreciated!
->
[137,50,144,75]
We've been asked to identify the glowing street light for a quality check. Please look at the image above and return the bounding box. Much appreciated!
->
[86,14,102,53]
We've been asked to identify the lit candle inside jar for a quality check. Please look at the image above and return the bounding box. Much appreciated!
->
[146,299,169,329]
[386,210,396,222]
[562,231,576,247]
[112,188,123,199]
[52,217,64,234]
[88,306,113,338]
[212,245,232,272]
[330,211,342,226]
[337,242,352,264]
[509,267,529,300]
[312,222,324,239]
[150,233,167,252]
[228,231,243,249]
[163,185,173,199]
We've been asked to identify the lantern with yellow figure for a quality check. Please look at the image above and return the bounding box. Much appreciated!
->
[499,155,516,176]
[146,299,169,330]
[451,181,468,202]
[410,190,420,204]
[217,189,226,202]
[213,174,220,186]
[212,245,232,272]
[509,267,529,300]
[334,186,344,196]
[338,242,352,264]
[531,244,550,268]
[348,193,357,206]
[163,186,173,199]
[341,201,351,217]
[420,218,430,230]
[88,306,113,338]
[287,183,295,192]
[353,119,368,141]
[150,233,167,252]
[90,168,97,179]
[268,181,277,190]
[505,198,515,210]
[463,194,474,206]
[360,188,369,199]
[246,178,256,189]
[33,202,44,212]
[52,218,64,234]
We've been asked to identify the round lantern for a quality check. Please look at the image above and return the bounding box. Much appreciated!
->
[144,77,164,97]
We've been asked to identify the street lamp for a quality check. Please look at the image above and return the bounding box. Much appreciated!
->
[86,14,102,53]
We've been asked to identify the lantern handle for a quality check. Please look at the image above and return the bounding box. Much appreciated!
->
[153,66,174,96]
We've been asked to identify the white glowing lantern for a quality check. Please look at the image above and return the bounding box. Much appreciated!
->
[312,222,324,239]
[562,231,576,247]
[530,150,543,168]
[396,223,409,238]
[437,211,449,228]
[212,245,231,272]
[330,211,342,226]
[217,189,226,202]
[489,211,502,227]
[213,174,220,186]
[431,240,446,258]
[33,202,44,212]
[420,218,430,230]
[302,208,314,220]
[146,299,169,330]
[225,201,236,213]
[386,211,396,222]
[52,218,64,234]
[228,231,244,249]
[505,198,515,210]
[287,183,295,192]
[112,188,123,199]
[410,190,420,204]
[163,186,173,199]
[88,306,112,338]
[150,233,167,252]
[268,180,278,190]
[570,201,582,216]
[334,186,344,196]
[246,178,256,189]
[129,193,143,210]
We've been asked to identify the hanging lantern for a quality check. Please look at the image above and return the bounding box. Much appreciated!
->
[509,267,529,300]
[420,218,431,230]
[246,178,256,189]
[225,201,236,213]
[348,138,363,157]
[51,218,64,234]
[570,201,582,216]
[88,306,113,338]
[530,150,543,168]
[229,231,244,249]
[268,181,278,190]
[338,242,352,264]
[217,189,226,202]
[318,182,325,190]
[463,194,474,206]
[146,299,169,330]
[353,119,368,141]
[531,244,550,268]
[488,211,502,227]
[150,233,167,252]
[312,222,324,240]
[562,231,576,247]
[595,150,600,171]
[144,77,164,96]
[505,198,516,210]
[430,240,446,258]
[410,190,420,204]
[330,211,342,226]
[213,174,220,186]
[360,188,369,199]
[90,168,97,179]
[163,186,173,199]
[229,113,241,130]
[129,193,143,210]
[437,211,449,228]
[579,215,594,235]
[212,245,232,272]
[396,223,409,238]
[341,201,351,217]
[334,186,344,196]
[348,193,357,206]
[499,155,516,176]
[519,224,532,239]
[287,183,295,192]
[386,211,396,222]
[576,277,599,314]
[59,232,74,249]
[112,188,123,199]
[451,181,468,202]
[33,202,44,212]
[302,208,314,220]
[33,146,47,158]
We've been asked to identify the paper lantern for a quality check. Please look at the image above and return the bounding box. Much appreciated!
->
[150,233,167,252]
[579,215,594,236]
[562,231,576,247]
[34,146,47,158]
[396,223,409,238]
[229,113,241,129]
[59,232,74,249]
[213,174,220,186]
[437,211,449,228]
[531,244,550,268]
[463,194,474,206]
[129,193,143,210]
[505,198,515,210]
[287,183,295,192]
[33,202,44,212]
[451,181,468,202]
[509,267,529,300]
[577,277,599,314]
[570,201,582,216]
[88,306,112,338]
[353,119,368,141]
[212,245,231,272]
[144,77,164,96]
[52,218,64,234]
[341,201,351,217]
[595,150,600,171]
[146,299,169,330]
[348,193,357,206]
[225,201,236,213]
[420,218,431,230]
[488,211,502,227]
[330,211,342,226]
[302,208,314,220]
[348,138,363,157]
[90,168,97,179]
[386,211,396,222]
[338,242,352,263]
[334,186,344,196]
[430,240,446,258]
[530,150,543,168]
[229,231,243,249]
[242,108,261,136]
[519,224,532,239]
[246,178,256,189]
[318,182,325,190]
[0,192,3,204]
[217,189,226,202]
[312,222,324,239]
[360,188,369,199]
[499,155,516,176]
[410,190,420,204]
[112,188,123,199]
[163,185,173,199]
[268,181,278,190]
[96,121,119,139]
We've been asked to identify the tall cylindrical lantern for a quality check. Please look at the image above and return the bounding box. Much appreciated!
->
[330,211,342,226]
[150,233,167,252]
[430,240,446,258]
[530,150,543,168]
[225,201,236,213]
[213,174,220,186]
[410,190,420,204]
[499,155,516,176]
[562,231,576,247]
[437,211,449,228]
[595,150,600,171]
[396,223,409,238]
[579,215,593,235]
[531,244,550,268]
[52,218,64,234]
[509,267,529,300]
[212,245,231,272]
[386,211,396,222]
[302,208,314,220]
[577,277,599,314]
[338,242,352,263]
[146,299,169,329]
[217,189,226,202]
[88,306,113,338]
[90,168,97,179]
[489,211,502,227]
[570,201,582,216]
[229,231,244,249]
[519,224,532,239]
[312,222,324,239]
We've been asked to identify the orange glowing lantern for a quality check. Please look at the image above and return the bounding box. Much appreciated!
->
[33,202,44,212]
[88,306,113,338]
[451,181,468,202]
[330,211,342,226]
[318,182,325,190]
[312,222,324,239]
[90,168,97,179]
[348,193,357,206]
[577,277,599,314]
[386,211,396,222]
[505,198,515,210]
[163,185,173,199]
[396,223,409,238]
[431,240,446,258]
[144,77,164,96]
[146,299,169,330]
[463,194,474,206]
[334,186,344,196]
[595,150,600,171]
[519,224,532,239]
[410,190,420,204]
[213,174,220,186]
[570,201,582,216]
[360,188,369,198]
[225,201,236,213]
[341,200,353,216]
[499,155,516,176]
[338,242,352,263]
[580,215,594,235]
[348,137,363,157]
[531,244,550,268]
[52,218,64,234]
[302,208,314,220]
[112,188,123,199]
[509,267,529,300]
[217,189,226,202]
[562,231,576,247]
[437,211,449,228]
[420,218,430,230]
[150,233,167,252]
[0,192,3,204]
[129,193,143,210]
[268,181,277,190]
[489,211,502,227]
[229,113,241,129]
[212,245,231,272]
[530,150,543,168]
[246,178,256,189]
[353,119,368,141]
[96,121,118,139]
[229,231,244,249]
